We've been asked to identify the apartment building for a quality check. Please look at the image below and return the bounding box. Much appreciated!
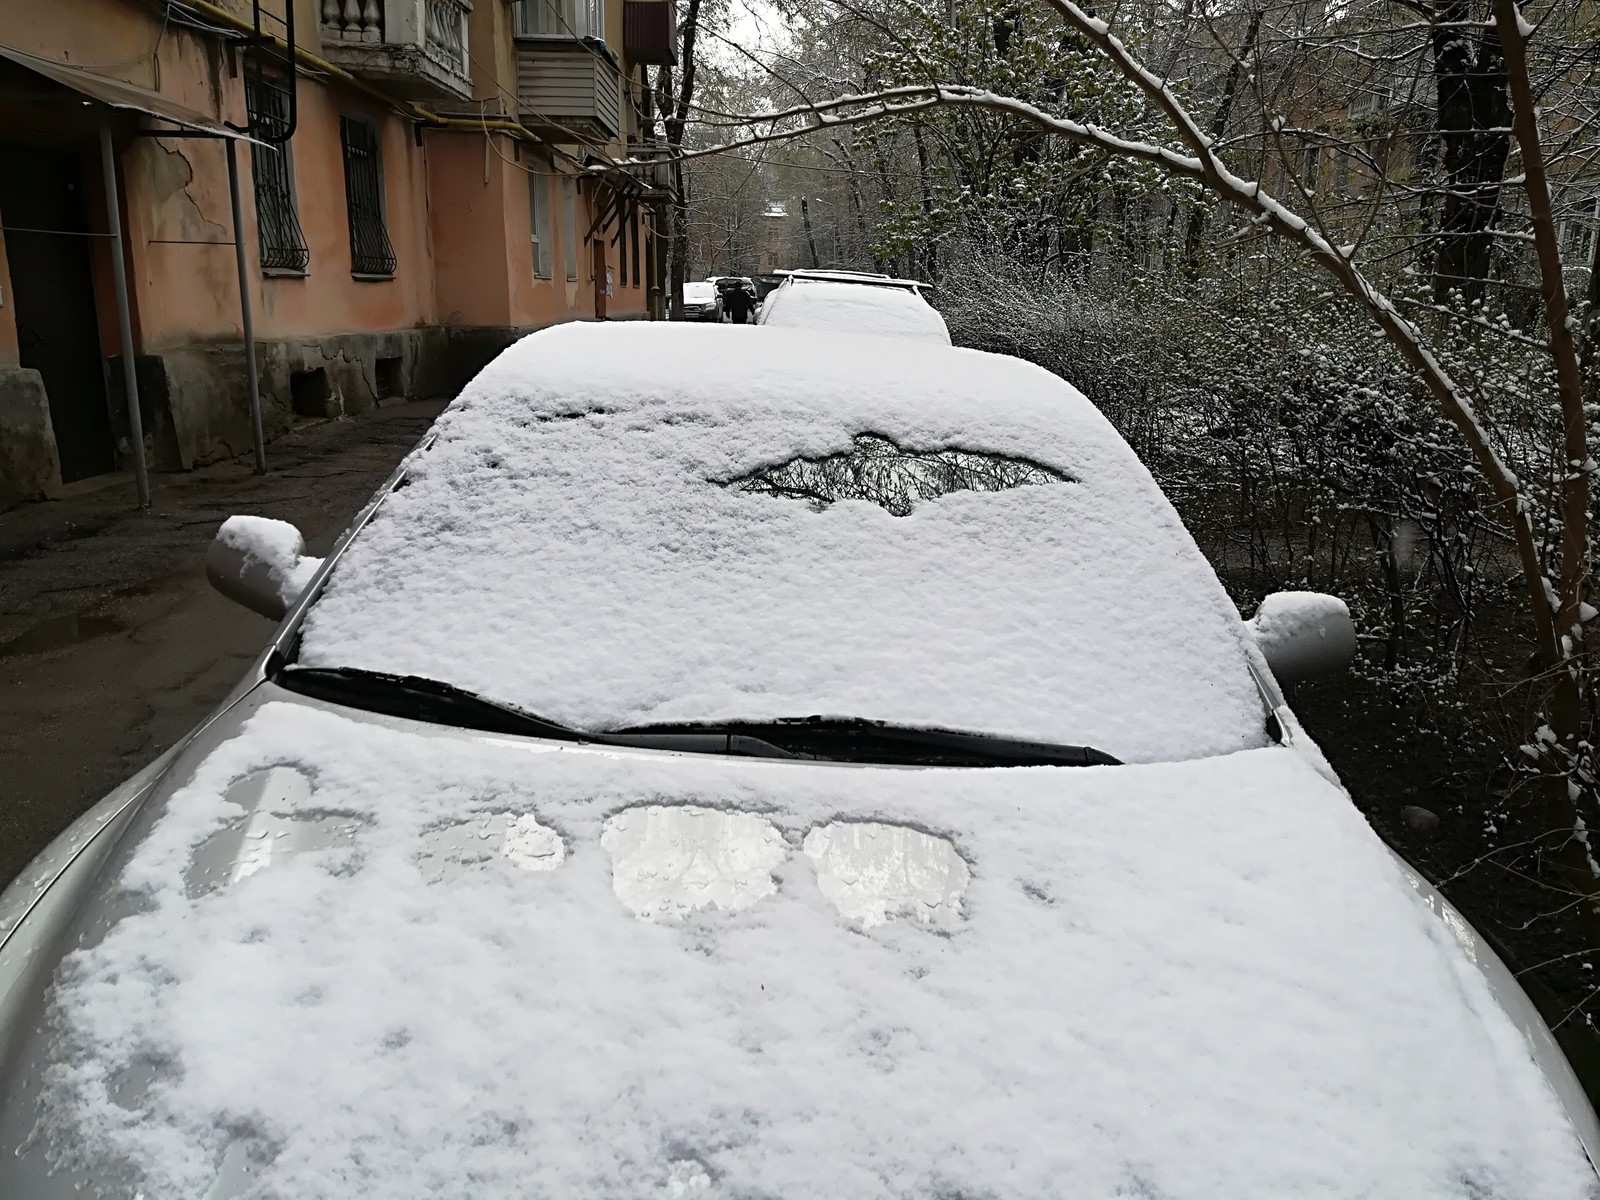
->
[0,0,674,500]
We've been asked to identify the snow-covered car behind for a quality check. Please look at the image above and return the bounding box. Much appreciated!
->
[759,276,952,344]
[0,323,1596,1199]
[780,267,929,295]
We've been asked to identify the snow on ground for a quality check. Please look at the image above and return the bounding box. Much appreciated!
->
[297,322,1267,765]
[35,700,1596,1199]
[758,279,952,343]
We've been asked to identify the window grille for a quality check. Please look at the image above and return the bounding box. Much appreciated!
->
[245,76,308,273]
[340,116,396,277]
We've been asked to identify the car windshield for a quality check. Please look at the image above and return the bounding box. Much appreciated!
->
[295,323,1269,765]
[683,283,714,301]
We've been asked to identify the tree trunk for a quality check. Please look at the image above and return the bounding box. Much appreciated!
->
[1429,0,1511,305]
[1492,0,1600,930]
[1181,2,1263,274]
[801,196,822,268]
[663,0,704,320]
[913,123,938,281]
[671,159,688,317]
[832,136,875,268]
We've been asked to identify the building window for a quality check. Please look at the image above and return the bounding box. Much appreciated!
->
[514,0,602,39]
[563,177,579,281]
[1300,143,1321,187]
[529,165,552,279]
[245,76,308,273]
[630,208,641,287]
[339,116,396,277]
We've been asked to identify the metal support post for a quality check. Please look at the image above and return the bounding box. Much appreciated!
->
[225,139,267,474]
[99,122,151,510]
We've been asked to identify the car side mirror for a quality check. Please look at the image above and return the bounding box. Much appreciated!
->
[205,515,323,621]
[1247,591,1357,686]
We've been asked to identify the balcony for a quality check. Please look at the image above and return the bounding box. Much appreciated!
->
[319,0,473,103]
[515,37,621,145]
[623,1,677,65]
[625,139,673,197]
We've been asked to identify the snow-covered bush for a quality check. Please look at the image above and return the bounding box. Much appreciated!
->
[936,246,1513,713]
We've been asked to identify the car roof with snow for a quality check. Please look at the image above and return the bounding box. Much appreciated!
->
[297,321,1262,764]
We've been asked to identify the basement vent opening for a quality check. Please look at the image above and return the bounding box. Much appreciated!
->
[374,356,403,400]
[289,367,332,418]
[717,433,1070,517]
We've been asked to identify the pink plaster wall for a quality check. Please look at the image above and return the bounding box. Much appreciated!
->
[2,0,650,372]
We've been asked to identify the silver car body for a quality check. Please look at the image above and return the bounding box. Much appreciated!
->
[3,352,1597,1195]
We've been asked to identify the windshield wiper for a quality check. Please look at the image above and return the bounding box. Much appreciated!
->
[609,717,1121,767]
[274,669,1118,766]
[273,666,800,758]
[275,666,590,740]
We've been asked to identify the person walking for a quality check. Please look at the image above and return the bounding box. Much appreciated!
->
[723,284,754,325]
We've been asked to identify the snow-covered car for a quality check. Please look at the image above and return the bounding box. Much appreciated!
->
[2,323,1598,1199]
[760,276,952,344]
[680,280,721,322]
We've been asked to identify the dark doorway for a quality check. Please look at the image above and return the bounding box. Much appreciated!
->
[0,143,115,482]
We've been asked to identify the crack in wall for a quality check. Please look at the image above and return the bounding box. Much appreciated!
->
[145,140,230,243]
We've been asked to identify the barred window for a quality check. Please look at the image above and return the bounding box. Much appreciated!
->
[245,76,308,273]
[339,115,396,278]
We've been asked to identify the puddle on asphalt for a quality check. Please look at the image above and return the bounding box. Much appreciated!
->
[0,613,129,658]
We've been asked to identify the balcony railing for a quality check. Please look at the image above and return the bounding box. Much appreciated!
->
[319,0,472,102]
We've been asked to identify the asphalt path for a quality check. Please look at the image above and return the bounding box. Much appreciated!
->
[0,401,446,890]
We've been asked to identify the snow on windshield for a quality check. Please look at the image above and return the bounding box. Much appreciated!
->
[297,322,1265,764]
[32,701,1596,1199]
[760,279,953,344]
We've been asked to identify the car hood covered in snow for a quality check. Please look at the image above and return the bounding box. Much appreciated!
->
[295,322,1265,765]
[1,693,1595,1199]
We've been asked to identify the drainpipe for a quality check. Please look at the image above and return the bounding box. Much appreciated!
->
[99,122,150,510]
[225,140,267,474]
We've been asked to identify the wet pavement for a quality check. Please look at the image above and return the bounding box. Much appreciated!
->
[0,400,447,890]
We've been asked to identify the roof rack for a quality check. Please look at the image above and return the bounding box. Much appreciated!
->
[780,268,933,293]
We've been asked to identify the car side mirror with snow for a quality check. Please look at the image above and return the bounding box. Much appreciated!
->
[205,516,323,622]
[1247,591,1357,687]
